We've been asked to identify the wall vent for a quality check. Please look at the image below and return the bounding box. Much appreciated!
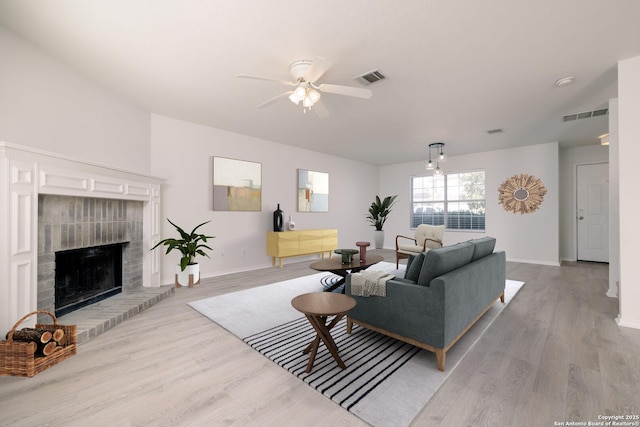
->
[355,69,387,85]
[562,108,608,122]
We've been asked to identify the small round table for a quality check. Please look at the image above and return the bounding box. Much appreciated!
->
[291,292,356,373]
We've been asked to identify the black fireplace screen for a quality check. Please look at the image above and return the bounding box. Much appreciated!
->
[55,243,125,316]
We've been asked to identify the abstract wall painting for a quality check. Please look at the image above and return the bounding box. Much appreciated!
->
[298,169,329,212]
[212,157,262,211]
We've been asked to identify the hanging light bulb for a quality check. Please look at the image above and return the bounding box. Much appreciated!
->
[438,148,447,162]
[434,163,443,176]
[426,159,434,170]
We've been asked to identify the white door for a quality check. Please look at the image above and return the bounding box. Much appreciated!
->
[577,163,609,262]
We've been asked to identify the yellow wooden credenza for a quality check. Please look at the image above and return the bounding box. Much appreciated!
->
[267,229,338,268]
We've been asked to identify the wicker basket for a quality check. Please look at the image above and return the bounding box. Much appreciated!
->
[0,310,77,377]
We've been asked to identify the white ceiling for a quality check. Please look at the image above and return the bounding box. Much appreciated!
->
[1,0,639,165]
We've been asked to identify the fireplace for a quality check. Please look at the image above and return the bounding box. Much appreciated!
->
[55,243,126,316]
[37,195,145,318]
[0,142,163,336]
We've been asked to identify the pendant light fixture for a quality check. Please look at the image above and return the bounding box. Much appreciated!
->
[425,142,446,174]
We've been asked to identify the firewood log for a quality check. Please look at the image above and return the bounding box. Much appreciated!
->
[7,328,53,344]
[37,341,58,357]
[52,328,65,343]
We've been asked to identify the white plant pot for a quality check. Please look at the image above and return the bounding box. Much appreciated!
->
[175,263,200,288]
[373,230,385,249]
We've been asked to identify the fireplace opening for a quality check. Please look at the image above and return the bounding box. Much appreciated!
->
[55,243,127,317]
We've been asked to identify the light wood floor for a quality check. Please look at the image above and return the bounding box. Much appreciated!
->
[1,250,638,426]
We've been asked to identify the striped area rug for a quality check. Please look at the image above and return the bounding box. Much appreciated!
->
[244,316,421,411]
[189,263,525,427]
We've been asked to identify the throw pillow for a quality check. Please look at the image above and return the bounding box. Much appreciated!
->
[404,253,424,282]
[417,242,474,286]
[468,236,496,262]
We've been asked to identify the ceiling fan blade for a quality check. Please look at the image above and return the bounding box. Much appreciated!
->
[256,91,292,108]
[313,99,329,118]
[236,74,294,86]
[304,57,332,83]
[318,83,373,99]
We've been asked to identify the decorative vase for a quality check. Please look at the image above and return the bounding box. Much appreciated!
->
[287,215,296,231]
[373,230,385,249]
[356,241,370,262]
[175,263,200,288]
[273,204,283,232]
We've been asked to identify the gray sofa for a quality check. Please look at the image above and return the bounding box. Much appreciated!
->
[345,236,505,371]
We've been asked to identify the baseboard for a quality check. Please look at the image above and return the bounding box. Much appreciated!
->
[616,315,640,330]
[506,257,561,267]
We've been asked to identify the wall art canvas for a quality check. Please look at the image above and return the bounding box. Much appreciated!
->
[212,157,262,211]
[298,169,329,212]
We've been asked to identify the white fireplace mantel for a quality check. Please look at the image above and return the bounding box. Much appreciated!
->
[0,142,164,335]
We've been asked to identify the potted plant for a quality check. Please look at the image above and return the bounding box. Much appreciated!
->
[151,218,215,288]
[366,195,397,248]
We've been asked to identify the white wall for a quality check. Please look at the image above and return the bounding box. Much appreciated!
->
[379,142,560,265]
[608,98,620,298]
[558,144,609,262]
[150,114,379,282]
[0,25,151,174]
[618,55,640,329]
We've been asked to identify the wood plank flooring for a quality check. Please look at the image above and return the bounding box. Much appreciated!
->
[1,250,638,427]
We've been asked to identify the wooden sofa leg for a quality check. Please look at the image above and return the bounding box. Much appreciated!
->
[435,349,446,371]
[346,317,353,334]
[500,291,505,303]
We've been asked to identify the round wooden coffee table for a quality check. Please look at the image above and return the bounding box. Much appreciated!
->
[309,254,384,292]
[291,292,356,373]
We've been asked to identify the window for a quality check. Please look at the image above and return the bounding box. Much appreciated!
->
[411,170,485,231]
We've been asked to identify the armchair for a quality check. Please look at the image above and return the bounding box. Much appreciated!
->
[395,224,445,268]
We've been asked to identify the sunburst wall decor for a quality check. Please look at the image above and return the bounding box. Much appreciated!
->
[498,173,547,214]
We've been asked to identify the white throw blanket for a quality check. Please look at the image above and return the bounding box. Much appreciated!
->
[350,270,395,297]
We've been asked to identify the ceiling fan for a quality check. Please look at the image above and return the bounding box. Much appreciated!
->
[236,57,373,117]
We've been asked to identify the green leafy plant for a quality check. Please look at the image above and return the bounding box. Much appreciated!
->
[150,218,215,271]
[366,195,397,230]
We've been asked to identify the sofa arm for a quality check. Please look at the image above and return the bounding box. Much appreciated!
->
[345,275,446,348]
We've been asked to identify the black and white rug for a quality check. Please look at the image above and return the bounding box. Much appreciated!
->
[188,262,524,427]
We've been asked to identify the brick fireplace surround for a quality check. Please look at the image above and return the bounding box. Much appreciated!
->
[0,142,168,340]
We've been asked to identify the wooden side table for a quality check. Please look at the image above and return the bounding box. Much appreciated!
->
[291,292,356,373]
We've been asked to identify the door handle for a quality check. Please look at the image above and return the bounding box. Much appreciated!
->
[578,216,584,220]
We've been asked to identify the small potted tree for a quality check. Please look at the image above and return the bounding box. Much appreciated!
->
[151,218,215,288]
[366,195,397,249]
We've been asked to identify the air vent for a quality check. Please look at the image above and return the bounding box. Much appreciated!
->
[486,128,504,135]
[562,108,608,122]
[355,69,387,85]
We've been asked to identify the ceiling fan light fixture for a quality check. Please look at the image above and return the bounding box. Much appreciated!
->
[307,88,321,104]
[289,85,307,105]
[302,96,313,108]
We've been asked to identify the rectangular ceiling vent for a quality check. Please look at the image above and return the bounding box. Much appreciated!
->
[486,128,504,135]
[562,108,608,122]
[355,69,387,85]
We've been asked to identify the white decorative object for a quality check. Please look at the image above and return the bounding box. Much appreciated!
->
[287,215,296,230]
[175,264,200,288]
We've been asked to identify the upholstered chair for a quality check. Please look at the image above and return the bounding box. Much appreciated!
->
[395,224,445,268]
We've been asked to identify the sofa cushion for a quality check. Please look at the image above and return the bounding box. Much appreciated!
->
[468,237,496,262]
[404,253,424,282]
[417,241,474,286]
[415,224,445,249]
